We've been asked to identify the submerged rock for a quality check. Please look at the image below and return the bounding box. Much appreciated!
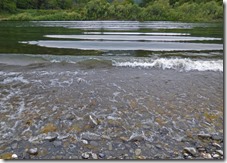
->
[44,132,58,142]
[12,154,18,159]
[98,153,105,158]
[91,153,98,159]
[81,132,101,141]
[201,152,212,159]
[183,147,197,156]
[198,134,211,140]
[216,150,223,156]
[53,141,62,147]
[28,148,38,155]
[82,152,89,159]
[135,149,142,156]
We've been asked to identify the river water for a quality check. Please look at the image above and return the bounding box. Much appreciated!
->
[0,21,223,159]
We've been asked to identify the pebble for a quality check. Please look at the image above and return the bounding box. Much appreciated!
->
[155,145,162,149]
[81,132,101,141]
[28,148,38,155]
[44,133,58,142]
[82,152,89,159]
[135,149,142,156]
[12,154,18,159]
[129,135,144,142]
[101,135,111,140]
[120,136,128,142]
[108,143,113,151]
[212,135,223,141]
[198,134,211,139]
[53,141,62,147]
[98,153,105,158]
[91,153,98,159]
[90,141,98,146]
[183,147,197,156]
[216,150,223,156]
[212,142,221,148]
[145,143,152,148]
[11,143,18,150]
[212,154,220,158]
[201,152,212,159]
[197,147,206,152]
[89,115,98,126]
[81,139,89,144]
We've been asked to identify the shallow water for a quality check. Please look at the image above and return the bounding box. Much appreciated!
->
[0,21,224,159]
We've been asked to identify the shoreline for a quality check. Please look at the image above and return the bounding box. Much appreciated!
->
[0,65,224,159]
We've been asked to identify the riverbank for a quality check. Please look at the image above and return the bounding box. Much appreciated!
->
[0,0,223,22]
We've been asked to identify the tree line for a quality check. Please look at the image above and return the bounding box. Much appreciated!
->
[0,0,223,22]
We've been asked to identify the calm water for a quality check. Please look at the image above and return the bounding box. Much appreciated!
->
[0,21,223,159]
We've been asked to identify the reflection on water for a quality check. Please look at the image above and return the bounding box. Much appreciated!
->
[21,40,223,51]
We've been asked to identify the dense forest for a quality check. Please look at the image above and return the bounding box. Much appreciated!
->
[0,0,223,22]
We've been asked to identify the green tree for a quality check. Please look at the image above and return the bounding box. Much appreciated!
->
[0,0,17,13]
[85,0,110,20]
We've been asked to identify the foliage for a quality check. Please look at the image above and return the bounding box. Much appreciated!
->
[0,0,223,22]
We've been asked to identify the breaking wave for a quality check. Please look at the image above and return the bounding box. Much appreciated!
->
[113,58,223,72]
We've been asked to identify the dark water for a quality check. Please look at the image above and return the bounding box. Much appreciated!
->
[0,21,223,159]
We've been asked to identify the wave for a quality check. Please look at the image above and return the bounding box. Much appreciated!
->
[44,34,221,42]
[113,58,223,72]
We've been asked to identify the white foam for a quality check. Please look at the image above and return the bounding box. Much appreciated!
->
[44,34,221,41]
[113,58,223,72]
[1,76,29,84]
[83,32,191,36]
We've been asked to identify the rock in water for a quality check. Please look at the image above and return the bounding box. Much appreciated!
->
[12,154,18,159]
[198,134,211,139]
[44,132,58,142]
[135,149,142,156]
[82,152,89,159]
[28,148,38,155]
[91,153,98,159]
[216,150,223,156]
[81,132,101,141]
[183,147,197,156]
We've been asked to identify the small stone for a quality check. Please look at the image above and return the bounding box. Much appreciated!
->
[183,152,189,157]
[65,113,75,120]
[145,143,152,148]
[197,146,206,152]
[53,141,62,147]
[98,153,105,158]
[212,142,221,148]
[12,154,18,159]
[135,149,142,156]
[11,143,18,150]
[136,155,146,159]
[155,145,162,149]
[101,135,111,140]
[91,153,98,159]
[120,136,128,142]
[82,152,89,159]
[216,150,223,156]
[212,154,220,158]
[81,139,89,144]
[89,115,99,126]
[28,148,38,155]
[198,134,211,139]
[44,133,58,142]
[108,143,113,151]
[212,135,223,141]
[201,152,212,159]
[128,135,144,142]
[90,141,98,146]
[81,132,101,141]
[183,147,197,156]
